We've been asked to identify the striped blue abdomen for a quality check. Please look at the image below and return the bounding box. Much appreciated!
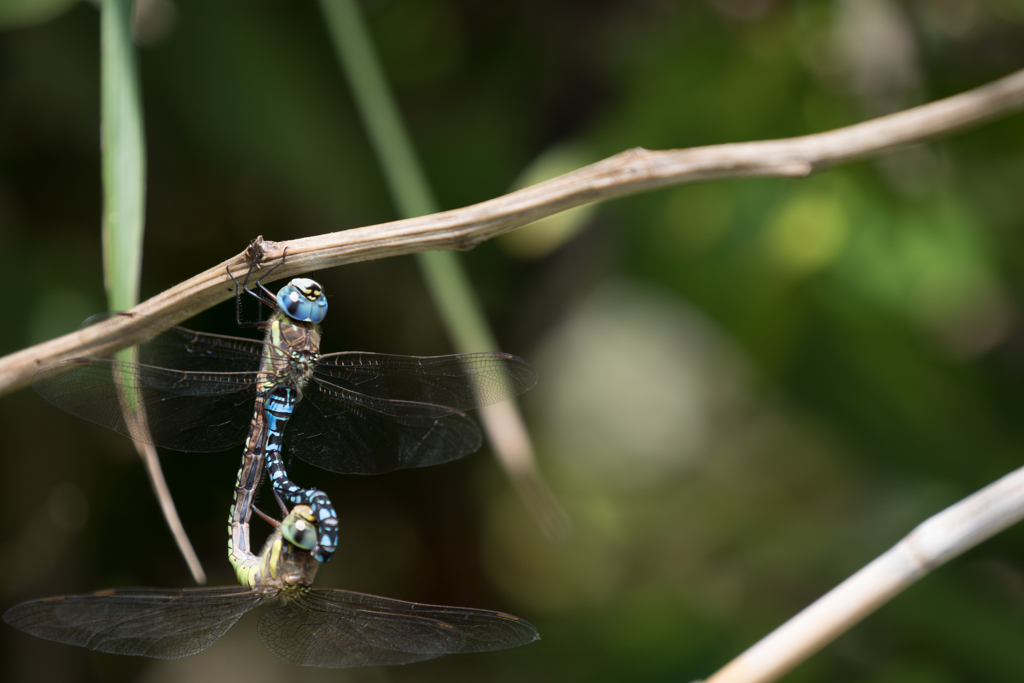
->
[265,387,339,562]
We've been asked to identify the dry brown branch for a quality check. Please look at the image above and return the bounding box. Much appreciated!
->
[2,68,1023,397]
[705,462,1024,683]
[114,349,207,583]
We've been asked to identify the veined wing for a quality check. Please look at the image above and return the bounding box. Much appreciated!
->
[134,325,267,373]
[258,588,539,668]
[313,352,537,409]
[79,313,267,373]
[3,586,275,659]
[285,378,482,474]
[33,360,258,452]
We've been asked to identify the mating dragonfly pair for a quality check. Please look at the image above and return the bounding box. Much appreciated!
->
[4,255,540,667]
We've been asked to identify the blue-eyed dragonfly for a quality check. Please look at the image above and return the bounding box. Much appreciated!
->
[33,272,536,564]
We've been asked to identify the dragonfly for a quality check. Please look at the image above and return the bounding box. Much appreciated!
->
[3,505,540,667]
[33,267,537,564]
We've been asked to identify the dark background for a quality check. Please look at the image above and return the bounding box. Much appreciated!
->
[2,1,1024,681]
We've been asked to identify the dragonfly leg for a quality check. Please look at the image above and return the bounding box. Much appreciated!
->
[252,246,288,304]
[252,504,281,529]
[228,258,270,328]
[272,488,289,517]
[230,242,286,327]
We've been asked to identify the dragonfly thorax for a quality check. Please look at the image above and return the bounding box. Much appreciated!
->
[262,313,322,394]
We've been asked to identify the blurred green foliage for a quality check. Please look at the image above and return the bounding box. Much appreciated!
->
[2,1,1024,682]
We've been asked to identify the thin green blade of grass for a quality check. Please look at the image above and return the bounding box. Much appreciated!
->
[319,0,570,540]
[101,0,205,583]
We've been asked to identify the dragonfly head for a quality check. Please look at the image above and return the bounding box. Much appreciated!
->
[276,278,328,324]
[280,505,318,551]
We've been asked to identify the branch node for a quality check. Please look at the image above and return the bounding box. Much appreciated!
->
[244,235,268,265]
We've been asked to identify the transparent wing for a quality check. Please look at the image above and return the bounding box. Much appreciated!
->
[258,589,539,668]
[77,314,268,373]
[33,318,269,451]
[3,586,274,659]
[285,378,483,474]
[286,352,536,474]
[313,351,537,408]
[131,324,267,373]
[32,359,258,452]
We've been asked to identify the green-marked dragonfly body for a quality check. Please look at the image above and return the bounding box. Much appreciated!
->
[3,505,539,667]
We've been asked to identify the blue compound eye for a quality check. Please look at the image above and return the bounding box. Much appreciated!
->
[276,278,328,322]
[276,286,310,320]
[309,297,328,324]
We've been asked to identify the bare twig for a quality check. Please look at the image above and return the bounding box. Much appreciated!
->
[705,463,1024,683]
[134,441,207,583]
[2,68,1023,397]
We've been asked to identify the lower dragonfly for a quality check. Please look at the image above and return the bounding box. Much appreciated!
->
[4,426,538,668]
[3,504,539,667]
[33,257,537,563]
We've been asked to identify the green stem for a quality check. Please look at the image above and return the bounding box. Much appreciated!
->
[318,0,496,352]
[319,0,572,540]
[100,0,206,583]
[101,0,146,313]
